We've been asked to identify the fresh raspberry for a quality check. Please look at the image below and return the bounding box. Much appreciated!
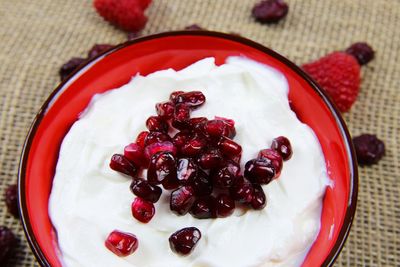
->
[93,0,151,32]
[302,52,361,112]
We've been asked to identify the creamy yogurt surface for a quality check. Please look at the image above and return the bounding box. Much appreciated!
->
[49,57,330,267]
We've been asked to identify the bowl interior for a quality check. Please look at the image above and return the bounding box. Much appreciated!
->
[19,32,356,267]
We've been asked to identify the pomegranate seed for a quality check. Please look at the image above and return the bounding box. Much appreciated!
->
[198,148,223,169]
[172,131,192,154]
[131,197,155,223]
[155,101,175,119]
[169,227,201,255]
[353,134,385,165]
[88,44,114,58]
[136,131,149,148]
[174,91,206,108]
[211,161,240,188]
[244,158,275,185]
[0,226,17,262]
[191,170,213,196]
[161,174,180,190]
[59,57,86,80]
[190,196,216,219]
[105,230,138,257]
[230,176,254,204]
[147,152,177,185]
[124,143,146,167]
[251,184,267,210]
[170,185,196,215]
[252,0,289,24]
[180,135,206,157]
[345,42,375,65]
[189,117,208,133]
[130,178,162,203]
[144,131,171,146]
[146,116,169,132]
[5,184,19,218]
[218,137,242,162]
[271,136,292,161]
[177,158,198,184]
[144,141,177,160]
[214,116,235,128]
[172,103,191,129]
[205,119,236,139]
[258,149,283,178]
[169,91,184,102]
[216,194,235,217]
[110,154,137,177]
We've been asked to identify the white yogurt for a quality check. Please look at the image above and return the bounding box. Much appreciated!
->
[49,57,330,267]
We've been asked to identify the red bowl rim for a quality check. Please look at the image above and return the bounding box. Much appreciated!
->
[18,30,358,267]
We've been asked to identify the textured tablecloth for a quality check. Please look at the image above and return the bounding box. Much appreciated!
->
[0,0,399,266]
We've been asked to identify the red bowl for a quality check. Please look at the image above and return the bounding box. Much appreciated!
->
[18,31,357,267]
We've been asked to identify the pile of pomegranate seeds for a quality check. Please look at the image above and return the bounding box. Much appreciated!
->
[106,90,293,257]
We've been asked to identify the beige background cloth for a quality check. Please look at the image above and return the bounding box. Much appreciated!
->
[0,0,399,266]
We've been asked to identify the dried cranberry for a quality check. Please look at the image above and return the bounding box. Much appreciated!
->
[156,101,175,119]
[218,137,242,162]
[110,154,137,177]
[205,119,235,139]
[172,103,191,129]
[244,158,275,185]
[144,141,177,160]
[191,170,213,196]
[190,196,216,219]
[130,178,162,203]
[252,0,289,24]
[258,149,283,178]
[59,57,86,80]
[124,143,146,167]
[184,24,204,31]
[216,194,235,217]
[144,131,171,146]
[271,136,292,161]
[251,184,267,210]
[88,44,114,59]
[147,152,177,185]
[131,197,155,223]
[211,161,240,188]
[230,176,254,204]
[180,135,207,157]
[136,131,149,148]
[175,91,206,108]
[345,42,374,65]
[177,158,198,184]
[198,148,223,170]
[170,185,196,215]
[146,116,169,132]
[353,134,385,165]
[0,226,17,263]
[105,230,138,257]
[169,227,201,255]
[5,184,19,218]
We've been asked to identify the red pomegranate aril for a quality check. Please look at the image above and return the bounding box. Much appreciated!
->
[271,136,292,161]
[211,161,240,189]
[251,184,267,210]
[131,197,155,223]
[177,158,198,184]
[198,148,223,169]
[130,178,162,203]
[170,91,184,102]
[230,176,254,204]
[218,137,242,161]
[170,185,196,215]
[175,91,206,108]
[172,131,192,152]
[144,131,171,146]
[156,101,175,119]
[147,152,177,185]
[172,103,191,129]
[258,149,283,178]
[205,119,236,139]
[105,230,138,257]
[190,196,216,219]
[124,143,146,167]
[181,135,206,157]
[110,154,137,177]
[244,158,275,185]
[216,194,235,217]
[191,170,213,196]
[189,117,208,133]
[136,131,149,148]
[169,227,201,255]
[214,116,235,128]
[162,175,181,190]
[146,116,169,132]
[144,141,177,160]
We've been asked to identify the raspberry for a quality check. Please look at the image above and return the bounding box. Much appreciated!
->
[353,134,385,165]
[302,52,361,112]
[94,0,150,32]
[252,0,289,23]
[345,42,374,65]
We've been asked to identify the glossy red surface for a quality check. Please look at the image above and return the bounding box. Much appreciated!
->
[19,32,357,267]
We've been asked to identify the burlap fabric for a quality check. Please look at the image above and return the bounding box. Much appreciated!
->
[0,0,399,266]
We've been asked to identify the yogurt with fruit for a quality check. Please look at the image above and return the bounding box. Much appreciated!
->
[49,57,330,267]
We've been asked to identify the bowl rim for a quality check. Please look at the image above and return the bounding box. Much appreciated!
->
[18,30,358,267]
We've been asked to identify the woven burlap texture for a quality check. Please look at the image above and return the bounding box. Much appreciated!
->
[0,0,399,266]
